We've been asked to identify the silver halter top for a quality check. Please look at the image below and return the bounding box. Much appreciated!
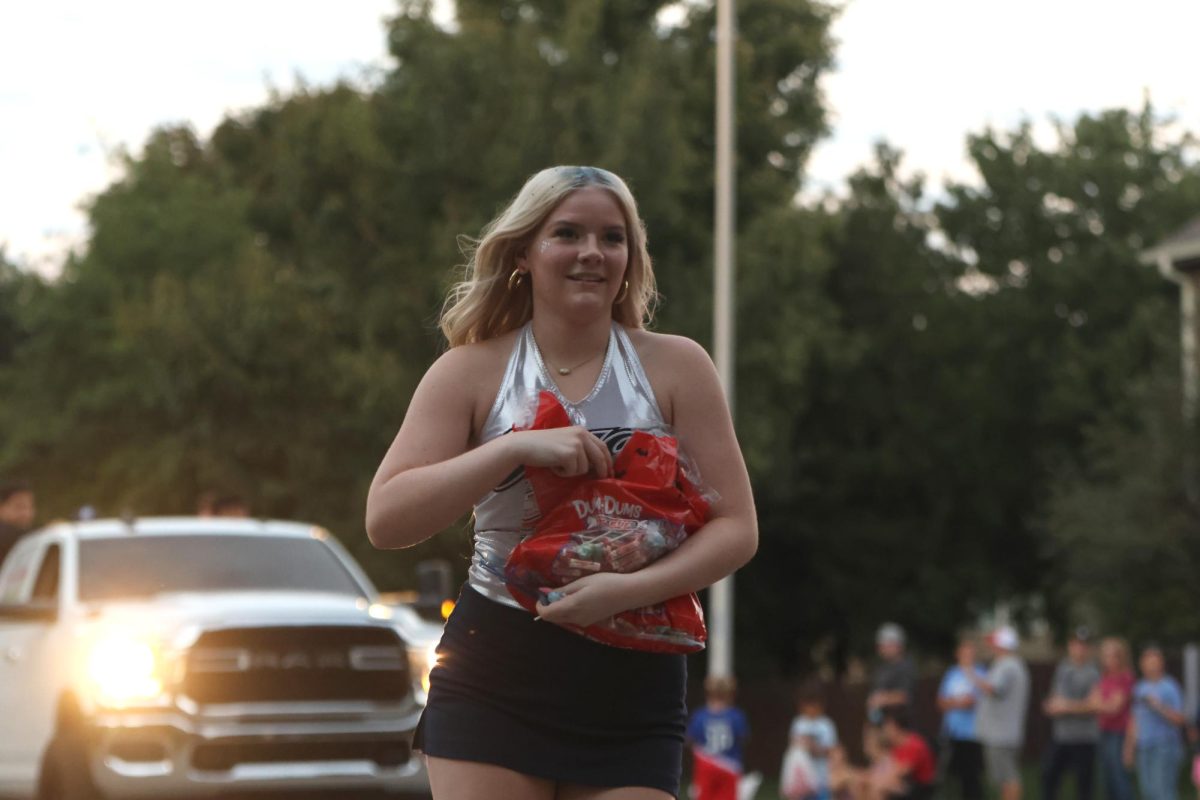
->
[468,321,665,607]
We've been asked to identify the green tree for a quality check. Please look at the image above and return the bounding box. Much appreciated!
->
[1044,371,1200,644]
[735,105,1200,673]
[0,0,838,602]
[937,105,1200,638]
[735,147,1002,672]
[0,253,39,369]
[377,0,834,339]
[9,1,1199,676]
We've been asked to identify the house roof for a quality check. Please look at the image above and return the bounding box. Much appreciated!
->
[1141,215,1200,275]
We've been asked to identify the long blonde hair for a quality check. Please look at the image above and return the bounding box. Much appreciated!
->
[440,166,657,347]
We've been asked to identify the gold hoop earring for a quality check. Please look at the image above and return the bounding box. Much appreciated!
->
[614,280,629,305]
[508,269,525,291]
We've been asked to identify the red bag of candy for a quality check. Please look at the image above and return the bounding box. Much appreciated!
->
[503,391,715,653]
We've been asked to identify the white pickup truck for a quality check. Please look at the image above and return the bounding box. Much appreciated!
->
[0,517,440,800]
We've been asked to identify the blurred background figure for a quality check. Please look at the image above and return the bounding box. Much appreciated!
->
[195,489,249,517]
[783,682,839,800]
[971,624,1030,800]
[827,745,856,800]
[872,705,936,800]
[1042,627,1101,800]
[0,478,35,567]
[866,623,916,762]
[869,623,916,712]
[687,675,750,800]
[1125,645,1186,800]
[937,636,987,800]
[211,493,250,518]
[1191,704,1200,800]
[1093,637,1135,800]
[195,490,217,517]
[837,707,934,800]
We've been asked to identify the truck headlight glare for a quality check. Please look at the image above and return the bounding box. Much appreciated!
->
[85,637,163,707]
[408,642,439,700]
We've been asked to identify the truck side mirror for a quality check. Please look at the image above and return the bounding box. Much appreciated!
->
[415,560,454,621]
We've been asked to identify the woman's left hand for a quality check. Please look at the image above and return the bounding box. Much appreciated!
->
[535,572,639,628]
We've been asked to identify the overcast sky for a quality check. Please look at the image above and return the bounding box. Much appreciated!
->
[2,0,1197,273]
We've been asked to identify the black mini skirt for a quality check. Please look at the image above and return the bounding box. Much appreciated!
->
[413,583,688,796]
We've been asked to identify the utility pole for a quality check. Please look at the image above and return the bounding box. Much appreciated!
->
[709,0,736,680]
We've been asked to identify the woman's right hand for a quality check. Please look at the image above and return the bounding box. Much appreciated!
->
[507,427,613,478]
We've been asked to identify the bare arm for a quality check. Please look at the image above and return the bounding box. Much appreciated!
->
[1057,698,1100,714]
[967,669,997,696]
[938,693,975,713]
[1123,715,1137,766]
[806,741,834,759]
[537,336,758,625]
[1091,687,1127,715]
[870,690,911,709]
[366,347,612,548]
[1146,696,1187,726]
[1044,666,1099,716]
[870,758,909,797]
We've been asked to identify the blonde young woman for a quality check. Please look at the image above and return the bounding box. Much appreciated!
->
[366,166,758,800]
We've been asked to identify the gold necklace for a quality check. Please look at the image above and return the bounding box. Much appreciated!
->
[553,351,601,376]
[532,331,607,376]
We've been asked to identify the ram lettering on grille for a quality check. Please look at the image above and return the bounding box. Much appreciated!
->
[182,626,410,704]
[190,646,402,672]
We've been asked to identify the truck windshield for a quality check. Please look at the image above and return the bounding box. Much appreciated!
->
[78,535,367,601]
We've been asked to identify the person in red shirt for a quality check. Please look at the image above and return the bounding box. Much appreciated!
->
[873,705,936,800]
[1092,637,1135,800]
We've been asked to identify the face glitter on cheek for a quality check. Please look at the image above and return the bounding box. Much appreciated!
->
[538,239,553,253]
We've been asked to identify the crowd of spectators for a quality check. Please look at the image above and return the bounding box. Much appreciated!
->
[685,622,1193,800]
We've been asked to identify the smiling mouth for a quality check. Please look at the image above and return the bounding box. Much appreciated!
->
[567,275,606,284]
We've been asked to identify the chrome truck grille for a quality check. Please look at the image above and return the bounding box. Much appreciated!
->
[192,737,412,770]
[182,626,410,704]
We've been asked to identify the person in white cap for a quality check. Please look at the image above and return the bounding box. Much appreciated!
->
[869,623,916,711]
[969,625,1030,800]
[863,623,917,762]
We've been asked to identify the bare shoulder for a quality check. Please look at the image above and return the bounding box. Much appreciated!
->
[624,328,719,424]
[430,330,517,375]
[626,328,713,367]
[427,329,520,436]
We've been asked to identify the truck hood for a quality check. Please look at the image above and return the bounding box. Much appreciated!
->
[81,591,402,647]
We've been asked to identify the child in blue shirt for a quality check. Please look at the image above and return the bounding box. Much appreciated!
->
[938,638,988,800]
[786,684,838,800]
[688,675,750,800]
